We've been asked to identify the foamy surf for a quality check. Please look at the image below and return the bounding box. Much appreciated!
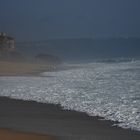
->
[0,60,140,131]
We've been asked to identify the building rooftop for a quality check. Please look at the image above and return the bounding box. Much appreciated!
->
[0,33,14,40]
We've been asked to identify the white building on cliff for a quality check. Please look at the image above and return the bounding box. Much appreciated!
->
[0,32,15,52]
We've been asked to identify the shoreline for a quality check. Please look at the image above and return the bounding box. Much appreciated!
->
[0,60,56,76]
[0,97,140,140]
[0,60,82,76]
[0,61,140,139]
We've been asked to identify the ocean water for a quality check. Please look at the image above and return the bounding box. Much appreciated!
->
[0,60,140,131]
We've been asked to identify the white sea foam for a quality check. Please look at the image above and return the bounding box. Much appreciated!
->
[0,61,140,131]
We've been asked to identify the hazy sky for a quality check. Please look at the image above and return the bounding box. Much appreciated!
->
[0,0,140,41]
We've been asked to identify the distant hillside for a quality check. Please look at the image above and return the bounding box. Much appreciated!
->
[17,38,140,62]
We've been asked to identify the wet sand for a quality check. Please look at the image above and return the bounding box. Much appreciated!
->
[0,97,140,140]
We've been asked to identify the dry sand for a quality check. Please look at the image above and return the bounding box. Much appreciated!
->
[0,129,55,140]
[0,61,54,76]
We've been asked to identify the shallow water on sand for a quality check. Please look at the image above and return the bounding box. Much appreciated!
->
[0,60,140,131]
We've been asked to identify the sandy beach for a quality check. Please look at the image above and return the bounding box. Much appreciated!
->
[0,60,140,140]
[0,60,58,139]
[0,129,55,140]
[1,0,140,139]
[0,61,55,76]
[0,97,140,140]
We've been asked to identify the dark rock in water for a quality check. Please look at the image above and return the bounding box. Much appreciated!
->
[35,53,62,64]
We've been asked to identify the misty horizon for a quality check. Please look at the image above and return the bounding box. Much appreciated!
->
[0,0,140,41]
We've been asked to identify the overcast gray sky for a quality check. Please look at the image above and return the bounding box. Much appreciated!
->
[0,0,140,41]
